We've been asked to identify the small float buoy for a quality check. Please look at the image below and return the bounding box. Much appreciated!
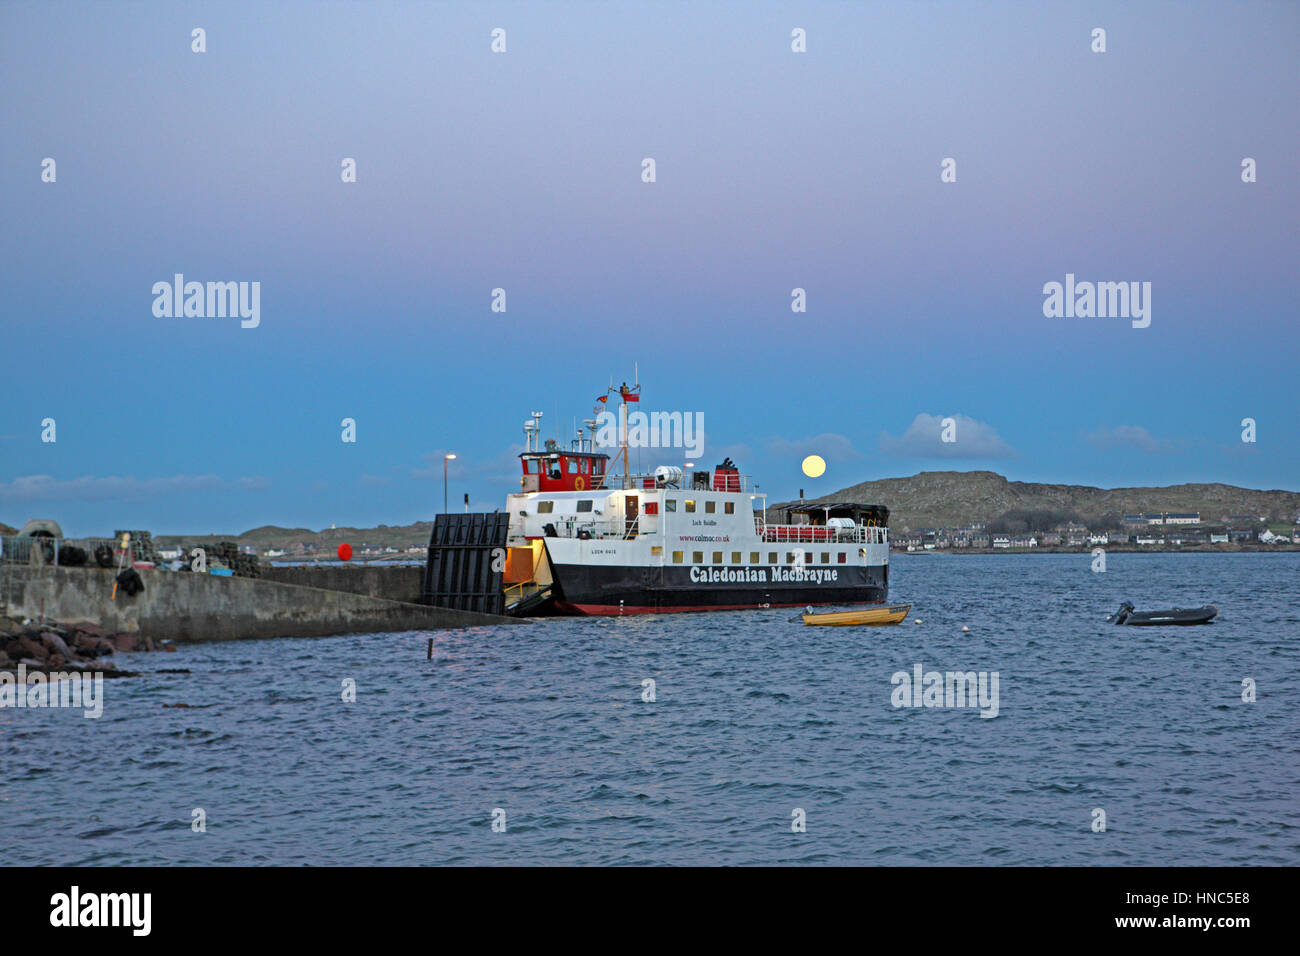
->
[915,619,923,625]
[961,625,970,632]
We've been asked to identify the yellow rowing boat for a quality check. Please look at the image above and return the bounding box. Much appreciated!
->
[801,604,912,626]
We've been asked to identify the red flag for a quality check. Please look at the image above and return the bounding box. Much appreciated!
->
[619,386,640,402]
[595,395,608,403]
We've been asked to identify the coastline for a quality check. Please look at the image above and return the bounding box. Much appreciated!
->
[892,545,1300,555]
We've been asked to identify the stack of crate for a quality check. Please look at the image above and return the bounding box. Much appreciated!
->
[114,530,160,565]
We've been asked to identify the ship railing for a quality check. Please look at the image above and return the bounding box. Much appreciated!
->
[591,472,756,493]
[756,523,888,545]
[544,518,646,541]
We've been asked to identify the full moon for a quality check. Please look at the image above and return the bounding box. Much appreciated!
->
[801,455,826,478]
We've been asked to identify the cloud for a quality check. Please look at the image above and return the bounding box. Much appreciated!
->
[0,473,270,503]
[880,414,1015,459]
[411,445,524,482]
[411,449,466,480]
[706,441,755,465]
[767,433,858,461]
[1085,425,1176,454]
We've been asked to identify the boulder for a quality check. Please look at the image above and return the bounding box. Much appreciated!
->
[11,634,47,662]
[40,632,76,661]
[71,632,116,656]
[110,633,138,653]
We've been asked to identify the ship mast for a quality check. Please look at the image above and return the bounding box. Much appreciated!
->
[609,371,640,490]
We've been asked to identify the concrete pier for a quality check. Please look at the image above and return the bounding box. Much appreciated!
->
[2,567,515,642]
[258,564,424,603]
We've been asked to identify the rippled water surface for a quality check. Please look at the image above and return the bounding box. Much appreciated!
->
[4,553,1298,865]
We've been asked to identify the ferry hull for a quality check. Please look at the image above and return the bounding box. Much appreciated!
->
[545,562,887,616]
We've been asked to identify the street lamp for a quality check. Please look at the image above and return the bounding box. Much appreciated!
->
[444,453,457,514]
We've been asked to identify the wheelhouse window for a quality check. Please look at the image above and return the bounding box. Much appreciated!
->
[568,459,579,473]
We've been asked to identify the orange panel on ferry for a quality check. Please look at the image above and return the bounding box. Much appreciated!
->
[503,547,535,584]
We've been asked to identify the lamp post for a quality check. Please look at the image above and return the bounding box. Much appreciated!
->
[444,453,456,514]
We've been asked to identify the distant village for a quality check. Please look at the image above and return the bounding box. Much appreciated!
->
[891,512,1300,552]
[151,542,428,564]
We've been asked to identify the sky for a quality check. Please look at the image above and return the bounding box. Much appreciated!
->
[1,0,1296,536]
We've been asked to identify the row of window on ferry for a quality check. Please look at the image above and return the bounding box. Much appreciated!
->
[670,550,857,565]
[534,499,740,515]
[523,458,604,475]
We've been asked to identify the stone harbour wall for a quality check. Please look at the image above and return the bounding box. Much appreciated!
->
[2,566,515,642]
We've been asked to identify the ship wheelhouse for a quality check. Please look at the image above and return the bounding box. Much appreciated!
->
[520,439,610,494]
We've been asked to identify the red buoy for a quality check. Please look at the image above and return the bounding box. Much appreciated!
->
[337,543,353,561]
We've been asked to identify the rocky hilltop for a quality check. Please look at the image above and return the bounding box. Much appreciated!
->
[771,471,1300,532]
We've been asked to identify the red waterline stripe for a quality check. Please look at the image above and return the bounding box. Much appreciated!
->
[557,600,884,616]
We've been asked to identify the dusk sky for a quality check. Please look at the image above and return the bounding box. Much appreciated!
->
[1,1,1296,536]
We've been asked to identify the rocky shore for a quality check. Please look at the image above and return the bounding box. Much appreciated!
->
[0,615,175,678]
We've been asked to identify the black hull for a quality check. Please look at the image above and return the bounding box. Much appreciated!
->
[544,561,888,615]
[1111,604,1218,626]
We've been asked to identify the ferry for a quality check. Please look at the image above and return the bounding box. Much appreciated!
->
[424,381,891,616]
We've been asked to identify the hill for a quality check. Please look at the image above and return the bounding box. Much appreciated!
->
[769,471,1300,532]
